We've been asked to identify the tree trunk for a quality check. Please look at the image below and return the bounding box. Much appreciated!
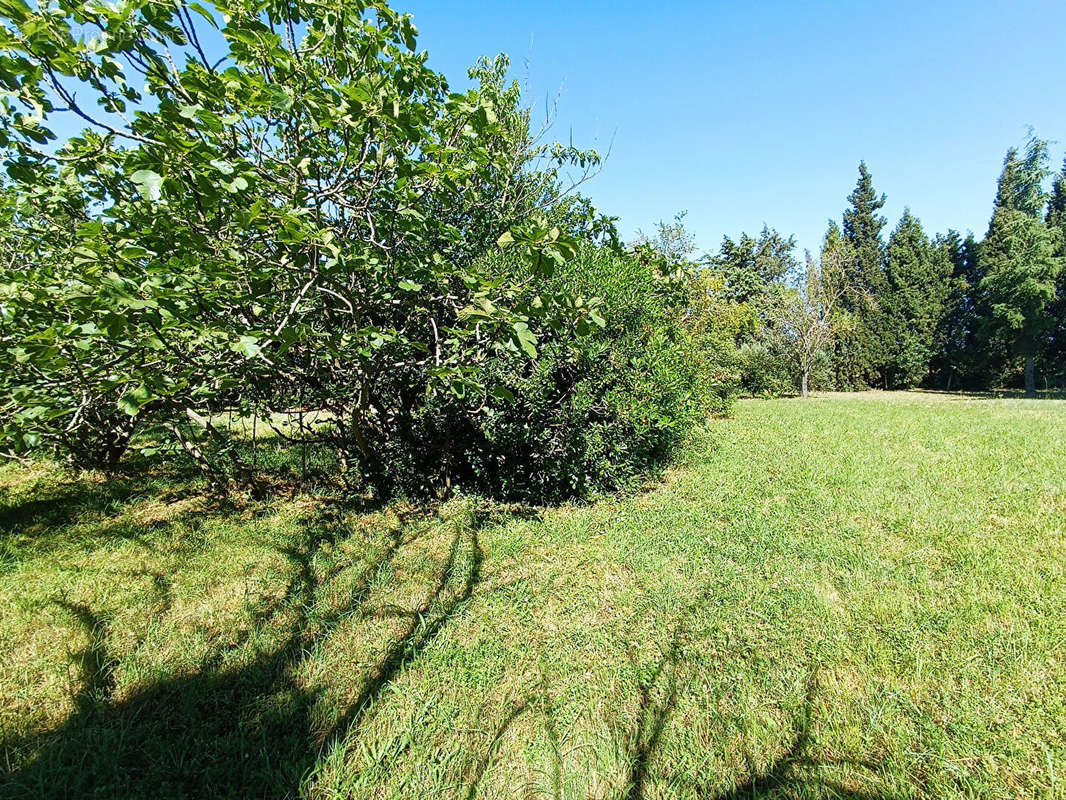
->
[801,370,809,399]
[1025,352,1036,398]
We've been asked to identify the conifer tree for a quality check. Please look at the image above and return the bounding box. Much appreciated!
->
[843,162,890,294]
[1043,158,1066,383]
[834,162,888,388]
[1048,159,1066,235]
[882,210,952,388]
[711,225,798,305]
[929,232,986,389]
[980,137,1064,395]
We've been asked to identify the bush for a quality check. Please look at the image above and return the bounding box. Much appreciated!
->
[366,245,732,503]
[737,342,792,397]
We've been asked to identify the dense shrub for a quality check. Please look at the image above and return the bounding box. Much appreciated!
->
[364,246,733,502]
[737,342,792,397]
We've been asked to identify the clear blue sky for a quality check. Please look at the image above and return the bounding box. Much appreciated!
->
[402,0,1066,256]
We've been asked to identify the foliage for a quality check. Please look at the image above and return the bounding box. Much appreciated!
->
[980,136,1064,395]
[736,341,792,396]
[812,142,1066,393]
[980,212,1063,391]
[630,212,697,269]
[766,247,848,397]
[708,225,798,306]
[835,161,889,388]
[881,210,953,388]
[421,244,732,503]
[684,225,797,395]
[0,0,660,497]
[1043,158,1066,384]
[928,232,987,389]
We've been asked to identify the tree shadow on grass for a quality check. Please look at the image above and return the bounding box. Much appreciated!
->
[0,476,146,536]
[54,601,119,713]
[0,470,209,573]
[0,454,390,574]
[702,672,888,800]
[622,625,685,800]
[0,500,499,800]
[612,599,813,800]
[461,693,534,800]
[618,650,890,800]
[317,524,483,753]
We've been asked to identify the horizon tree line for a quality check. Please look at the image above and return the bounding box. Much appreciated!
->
[705,133,1066,397]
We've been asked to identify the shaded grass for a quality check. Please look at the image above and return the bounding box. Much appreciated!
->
[1,391,1064,798]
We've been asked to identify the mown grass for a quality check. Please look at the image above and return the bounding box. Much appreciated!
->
[1,391,1064,799]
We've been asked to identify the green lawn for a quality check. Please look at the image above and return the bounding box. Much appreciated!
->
[1,392,1064,799]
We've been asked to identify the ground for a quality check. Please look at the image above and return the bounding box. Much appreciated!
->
[1,392,1064,799]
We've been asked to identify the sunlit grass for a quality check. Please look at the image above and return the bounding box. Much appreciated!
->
[1,391,1064,798]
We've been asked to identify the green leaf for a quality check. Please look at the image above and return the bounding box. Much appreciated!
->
[118,383,156,417]
[187,2,219,28]
[72,246,99,263]
[101,312,126,338]
[491,385,514,402]
[232,334,262,359]
[400,18,418,50]
[512,322,538,358]
[130,169,164,202]
[398,280,422,291]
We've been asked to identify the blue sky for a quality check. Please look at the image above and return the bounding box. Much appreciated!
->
[403,0,1066,256]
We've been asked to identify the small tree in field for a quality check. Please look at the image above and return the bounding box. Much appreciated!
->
[768,248,848,398]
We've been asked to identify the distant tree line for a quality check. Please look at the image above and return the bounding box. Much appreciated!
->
[704,134,1066,397]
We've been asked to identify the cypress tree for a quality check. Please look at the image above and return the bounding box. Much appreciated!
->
[712,225,798,305]
[930,232,985,389]
[835,162,889,388]
[1048,159,1066,234]
[980,136,1064,395]
[843,162,889,294]
[882,210,952,388]
[1043,158,1066,384]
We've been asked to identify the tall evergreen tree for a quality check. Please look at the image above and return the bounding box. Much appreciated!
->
[834,162,889,388]
[711,225,798,305]
[843,162,890,294]
[1048,159,1066,234]
[929,232,986,389]
[1044,159,1066,384]
[980,137,1064,395]
[882,210,952,388]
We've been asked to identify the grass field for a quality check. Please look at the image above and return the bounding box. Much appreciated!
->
[1,392,1064,799]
